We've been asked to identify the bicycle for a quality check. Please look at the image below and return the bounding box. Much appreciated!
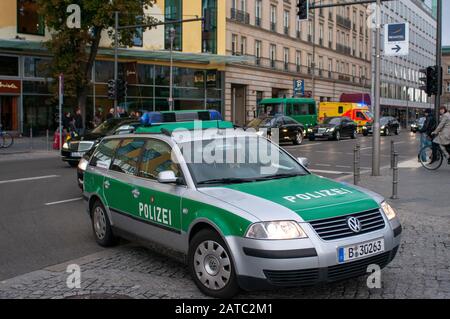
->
[0,124,14,148]
[419,143,450,170]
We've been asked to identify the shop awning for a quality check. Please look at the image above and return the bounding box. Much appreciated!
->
[0,39,254,65]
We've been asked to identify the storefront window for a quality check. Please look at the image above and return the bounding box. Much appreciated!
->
[24,57,51,78]
[137,64,154,85]
[0,56,19,76]
[17,0,45,35]
[202,0,217,54]
[22,95,56,134]
[155,65,170,86]
[165,0,182,51]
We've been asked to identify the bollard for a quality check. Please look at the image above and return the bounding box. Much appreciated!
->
[356,142,361,183]
[46,129,49,152]
[353,145,360,185]
[391,152,399,199]
[30,127,33,150]
[390,140,395,169]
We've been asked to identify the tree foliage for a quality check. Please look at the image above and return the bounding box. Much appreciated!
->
[36,0,159,116]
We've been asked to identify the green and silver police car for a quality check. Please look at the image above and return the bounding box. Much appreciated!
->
[82,114,402,298]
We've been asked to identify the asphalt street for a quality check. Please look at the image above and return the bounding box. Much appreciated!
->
[0,131,421,281]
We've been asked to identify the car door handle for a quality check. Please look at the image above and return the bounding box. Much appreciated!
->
[132,189,140,198]
[104,180,110,189]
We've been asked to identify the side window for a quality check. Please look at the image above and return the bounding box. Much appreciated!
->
[291,103,310,115]
[356,111,365,120]
[286,104,293,116]
[284,118,296,125]
[139,140,181,181]
[110,139,145,175]
[338,106,344,114]
[309,104,316,115]
[90,139,121,169]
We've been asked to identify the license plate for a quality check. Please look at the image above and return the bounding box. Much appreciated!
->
[338,238,385,263]
[315,133,323,137]
[71,152,83,157]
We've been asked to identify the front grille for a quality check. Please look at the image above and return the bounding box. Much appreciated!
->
[327,250,391,282]
[309,209,385,241]
[68,141,79,151]
[318,128,327,134]
[78,141,94,152]
[264,268,320,287]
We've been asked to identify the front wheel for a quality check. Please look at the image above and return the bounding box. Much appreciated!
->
[334,131,341,141]
[293,131,303,145]
[189,229,240,298]
[1,133,13,148]
[91,200,117,247]
[419,145,443,170]
[351,130,357,139]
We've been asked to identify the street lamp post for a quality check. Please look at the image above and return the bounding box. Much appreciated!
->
[372,0,381,176]
[169,27,176,111]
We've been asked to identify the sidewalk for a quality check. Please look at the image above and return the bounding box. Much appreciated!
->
[0,156,448,299]
[0,136,59,162]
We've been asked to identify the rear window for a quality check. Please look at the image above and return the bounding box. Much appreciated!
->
[89,139,121,169]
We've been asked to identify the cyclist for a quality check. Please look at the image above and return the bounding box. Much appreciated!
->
[431,106,450,165]
[418,109,436,162]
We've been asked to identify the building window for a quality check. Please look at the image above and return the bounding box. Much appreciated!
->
[319,23,324,46]
[447,82,450,93]
[202,0,217,54]
[17,0,45,35]
[241,36,247,55]
[270,5,277,32]
[283,10,290,35]
[0,55,19,77]
[255,40,262,65]
[447,66,450,74]
[296,51,301,72]
[283,48,289,71]
[24,56,51,78]
[270,44,276,68]
[165,0,182,51]
[255,0,262,26]
[232,34,238,55]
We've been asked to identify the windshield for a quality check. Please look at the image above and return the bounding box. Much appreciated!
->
[91,119,125,135]
[364,111,374,120]
[380,117,390,125]
[258,103,284,116]
[178,136,308,185]
[323,117,342,125]
[247,117,276,128]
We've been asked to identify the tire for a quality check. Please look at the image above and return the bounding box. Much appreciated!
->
[188,229,240,298]
[419,145,443,170]
[68,161,79,168]
[395,127,400,135]
[334,131,341,141]
[1,133,13,148]
[351,130,357,139]
[362,131,368,136]
[385,128,390,136]
[293,131,303,145]
[91,200,117,247]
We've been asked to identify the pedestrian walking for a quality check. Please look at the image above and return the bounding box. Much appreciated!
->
[431,106,450,165]
[74,108,84,136]
[106,107,115,120]
[93,111,102,128]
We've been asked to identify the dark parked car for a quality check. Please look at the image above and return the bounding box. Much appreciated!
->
[309,116,357,141]
[362,116,400,136]
[246,115,305,145]
[61,117,140,167]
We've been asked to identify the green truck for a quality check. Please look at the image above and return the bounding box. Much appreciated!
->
[257,98,317,129]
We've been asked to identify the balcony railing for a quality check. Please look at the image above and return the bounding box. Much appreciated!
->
[329,41,333,48]
[308,34,312,42]
[337,15,352,29]
[319,38,323,46]
[271,22,276,32]
[296,31,301,39]
[336,43,351,55]
[255,17,261,27]
[230,8,250,24]
[228,55,370,88]
[284,26,289,35]
[328,11,333,20]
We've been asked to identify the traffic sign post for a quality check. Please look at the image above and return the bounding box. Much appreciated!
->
[384,23,409,56]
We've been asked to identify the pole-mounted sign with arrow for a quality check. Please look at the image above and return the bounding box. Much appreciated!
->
[384,23,409,56]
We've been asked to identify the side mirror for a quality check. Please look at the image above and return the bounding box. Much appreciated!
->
[297,157,310,168]
[157,170,178,183]
[114,125,135,135]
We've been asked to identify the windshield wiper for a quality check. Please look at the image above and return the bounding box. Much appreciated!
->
[197,177,256,185]
[254,173,306,181]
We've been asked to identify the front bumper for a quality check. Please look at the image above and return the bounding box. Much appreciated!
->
[227,216,402,291]
[61,150,85,162]
[312,131,334,138]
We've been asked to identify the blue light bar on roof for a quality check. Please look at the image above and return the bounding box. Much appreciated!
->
[140,110,223,125]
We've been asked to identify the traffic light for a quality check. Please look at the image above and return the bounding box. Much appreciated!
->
[419,66,442,97]
[107,79,116,100]
[116,79,128,100]
[297,0,309,21]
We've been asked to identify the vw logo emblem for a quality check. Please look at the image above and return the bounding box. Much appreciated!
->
[347,217,362,233]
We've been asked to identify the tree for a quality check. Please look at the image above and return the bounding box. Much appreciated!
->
[36,0,159,124]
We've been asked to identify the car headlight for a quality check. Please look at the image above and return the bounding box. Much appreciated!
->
[328,127,335,132]
[246,221,308,240]
[362,126,367,130]
[381,126,385,130]
[381,201,396,220]
[78,158,89,171]
[307,128,313,133]
[63,142,69,149]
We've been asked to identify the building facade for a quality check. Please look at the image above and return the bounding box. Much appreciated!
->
[442,46,450,108]
[224,0,372,126]
[0,0,237,135]
[378,0,436,126]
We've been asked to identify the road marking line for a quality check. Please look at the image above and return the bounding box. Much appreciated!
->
[309,169,351,175]
[45,197,83,206]
[315,164,332,167]
[336,165,351,168]
[0,175,59,185]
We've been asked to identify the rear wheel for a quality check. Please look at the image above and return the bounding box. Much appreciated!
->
[91,200,117,247]
[293,131,303,145]
[419,145,443,170]
[1,133,13,148]
[188,229,240,298]
[334,131,341,141]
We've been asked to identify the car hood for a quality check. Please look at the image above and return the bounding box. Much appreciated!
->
[70,132,104,142]
[315,124,337,129]
[198,175,380,222]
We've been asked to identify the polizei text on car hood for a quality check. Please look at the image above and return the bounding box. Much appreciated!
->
[198,175,379,222]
